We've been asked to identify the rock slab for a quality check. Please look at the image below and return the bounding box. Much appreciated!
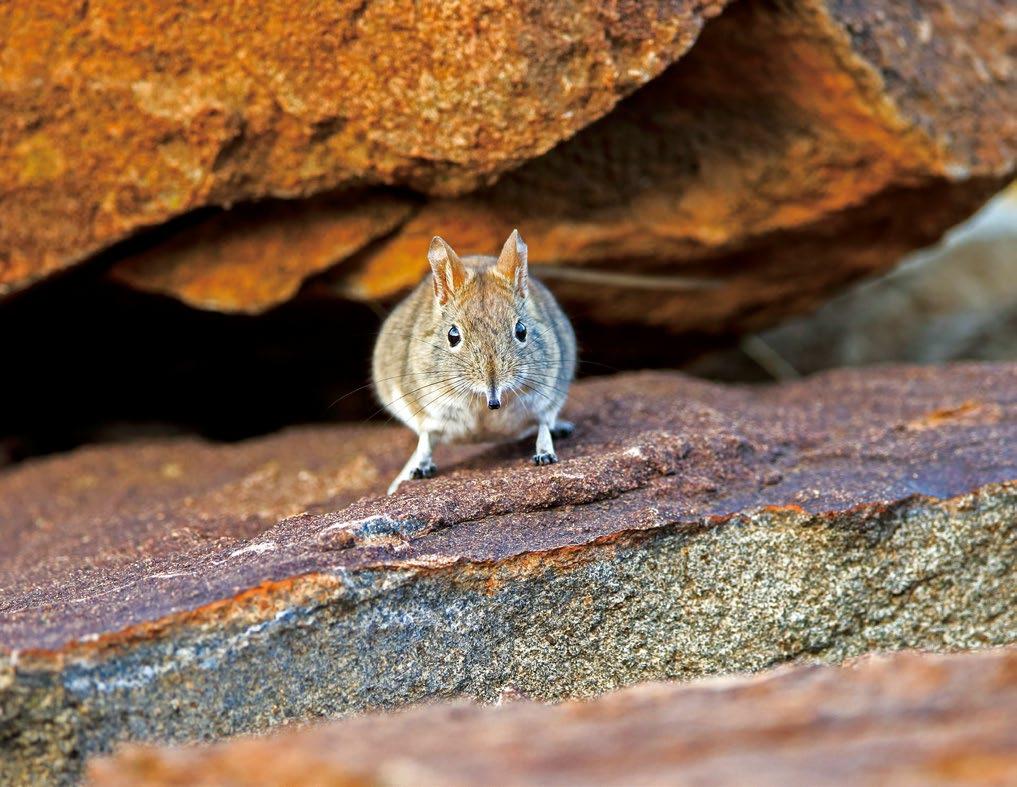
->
[1,364,1016,783]
[119,0,1017,330]
[0,0,724,294]
[87,647,1017,786]
[3,0,1014,335]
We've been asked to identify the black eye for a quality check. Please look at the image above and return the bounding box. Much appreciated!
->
[515,321,527,342]
[447,325,461,347]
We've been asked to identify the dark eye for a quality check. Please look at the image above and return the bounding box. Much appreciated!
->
[447,325,461,347]
[515,321,527,342]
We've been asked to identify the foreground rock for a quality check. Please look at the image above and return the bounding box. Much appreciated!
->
[0,0,723,295]
[2,365,1016,783]
[88,647,1017,786]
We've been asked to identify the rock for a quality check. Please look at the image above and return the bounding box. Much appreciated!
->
[2,364,1015,783]
[87,647,1017,786]
[0,0,725,296]
[330,0,1015,333]
[692,185,1017,380]
[7,2,1013,332]
[108,190,414,313]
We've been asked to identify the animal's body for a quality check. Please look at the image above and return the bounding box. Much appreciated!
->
[372,230,576,494]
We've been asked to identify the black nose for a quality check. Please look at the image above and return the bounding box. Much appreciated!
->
[488,398,501,410]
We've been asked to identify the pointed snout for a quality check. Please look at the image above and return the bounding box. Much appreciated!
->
[488,395,501,410]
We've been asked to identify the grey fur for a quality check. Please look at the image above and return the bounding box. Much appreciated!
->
[373,230,577,493]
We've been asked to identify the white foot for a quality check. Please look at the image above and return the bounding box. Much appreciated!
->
[387,431,434,495]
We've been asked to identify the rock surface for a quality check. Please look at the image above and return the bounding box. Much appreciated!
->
[4,0,1014,329]
[87,647,1017,786]
[107,0,1017,328]
[0,0,724,295]
[330,0,1015,333]
[2,364,1016,783]
[108,190,414,313]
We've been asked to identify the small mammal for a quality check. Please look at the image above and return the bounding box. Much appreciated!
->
[372,230,577,494]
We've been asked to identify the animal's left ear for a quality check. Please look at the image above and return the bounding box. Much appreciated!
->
[495,229,528,298]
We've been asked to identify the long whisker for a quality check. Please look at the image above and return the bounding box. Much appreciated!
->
[329,368,457,409]
[516,378,558,406]
[513,370,568,388]
[518,382,554,406]
[409,377,468,421]
[516,373,571,398]
[364,375,462,422]
[440,384,476,426]
[429,381,473,424]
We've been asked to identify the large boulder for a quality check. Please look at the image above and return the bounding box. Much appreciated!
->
[88,647,1017,786]
[0,0,724,295]
[113,0,1015,331]
[2,364,1015,782]
[4,0,1013,334]
[331,0,1015,333]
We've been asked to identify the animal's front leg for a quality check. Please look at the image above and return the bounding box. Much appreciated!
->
[532,421,558,465]
[387,430,437,495]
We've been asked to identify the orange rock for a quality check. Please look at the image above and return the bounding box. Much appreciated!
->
[5,0,1013,330]
[330,0,1015,332]
[109,190,414,313]
[0,0,725,295]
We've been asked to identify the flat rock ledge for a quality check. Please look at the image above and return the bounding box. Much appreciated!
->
[88,647,1017,786]
[2,364,1016,784]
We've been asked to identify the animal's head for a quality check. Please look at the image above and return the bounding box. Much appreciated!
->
[425,230,536,410]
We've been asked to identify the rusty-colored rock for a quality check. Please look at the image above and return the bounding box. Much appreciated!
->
[0,0,725,296]
[108,190,414,313]
[8,1,1014,330]
[88,647,1017,786]
[330,0,1015,333]
[1,364,1015,783]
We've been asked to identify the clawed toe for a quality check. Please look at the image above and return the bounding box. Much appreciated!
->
[550,421,575,439]
[410,461,437,479]
[532,452,558,466]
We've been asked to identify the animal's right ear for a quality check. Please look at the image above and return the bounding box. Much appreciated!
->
[428,236,467,306]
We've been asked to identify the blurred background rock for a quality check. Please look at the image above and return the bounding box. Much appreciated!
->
[693,184,1017,380]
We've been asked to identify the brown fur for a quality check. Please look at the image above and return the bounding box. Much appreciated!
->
[373,230,576,493]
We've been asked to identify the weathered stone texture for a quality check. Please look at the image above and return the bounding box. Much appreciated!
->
[108,190,414,313]
[331,0,1015,333]
[0,0,724,295]
[87,647,1017,786]
[3,0,1013,330]
[1,364,1015,783]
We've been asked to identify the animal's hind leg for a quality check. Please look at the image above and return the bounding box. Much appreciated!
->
[551,420,574,439]
[387,431,436,495]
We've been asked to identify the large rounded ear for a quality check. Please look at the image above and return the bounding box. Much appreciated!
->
[495,229,528,298]
[428,236,467,305]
